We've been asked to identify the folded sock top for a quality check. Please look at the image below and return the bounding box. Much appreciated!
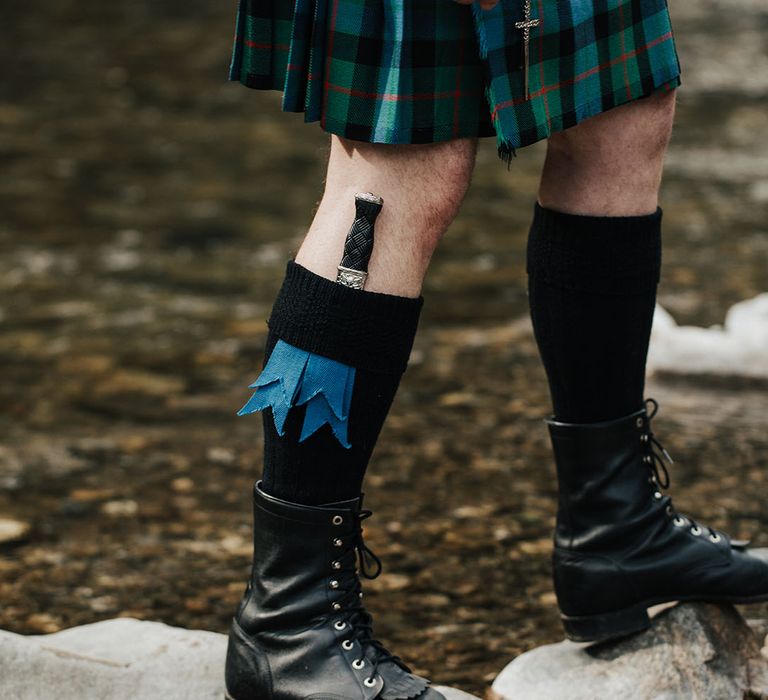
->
[526,203,663,295]
[267,261,424,375]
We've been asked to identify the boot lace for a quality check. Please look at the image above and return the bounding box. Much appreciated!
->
[642,398,721,542]
[332,508,411,685]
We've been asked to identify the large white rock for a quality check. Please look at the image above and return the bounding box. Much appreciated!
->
[648,294,768,379]
[0,618,478,700]
[0,619,226,700]
[490,603,768,700]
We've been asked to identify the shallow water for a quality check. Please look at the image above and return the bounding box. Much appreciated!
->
[1,0,767,694]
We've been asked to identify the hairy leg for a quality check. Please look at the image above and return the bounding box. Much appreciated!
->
[528,89,677,424]
[296,136,477,296]
[539,89,677,216]
[257,136,477,505]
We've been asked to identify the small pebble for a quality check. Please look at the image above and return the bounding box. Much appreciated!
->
[171,478,195,494]
[100,500,139,517]
[206,447,235,466]
[0,518,31,544]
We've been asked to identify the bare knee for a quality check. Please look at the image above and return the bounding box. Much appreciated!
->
[328,137,476,256]
[300,137,476,295]
[540,90,677,215]
[548,88,677,165]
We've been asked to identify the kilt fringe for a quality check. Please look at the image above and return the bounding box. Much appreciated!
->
[471,3,518,164]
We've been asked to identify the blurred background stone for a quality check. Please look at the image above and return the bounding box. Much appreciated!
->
[0,518,30,544]
[649,295,768,380]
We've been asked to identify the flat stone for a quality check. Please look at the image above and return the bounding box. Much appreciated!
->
[490,603,768,700]
[432,688,479,700]
[0,618,479,700]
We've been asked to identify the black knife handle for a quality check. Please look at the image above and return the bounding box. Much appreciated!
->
[339,193,383,273]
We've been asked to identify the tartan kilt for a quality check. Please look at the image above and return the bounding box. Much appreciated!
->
[228,0,681,154]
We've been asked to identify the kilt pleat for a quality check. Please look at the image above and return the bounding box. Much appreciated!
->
[229,0,681,152]
[280,0,328,117]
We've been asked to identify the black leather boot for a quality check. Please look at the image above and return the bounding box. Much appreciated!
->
[549,399,768,643]
[225,482,446,700]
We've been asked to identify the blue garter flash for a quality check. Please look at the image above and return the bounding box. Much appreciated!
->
[237,339,355,449]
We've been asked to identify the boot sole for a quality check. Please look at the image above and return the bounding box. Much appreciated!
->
[562,591,768,643]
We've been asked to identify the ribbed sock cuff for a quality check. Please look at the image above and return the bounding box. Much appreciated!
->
[267,261,424,375]
[526,203,663,295]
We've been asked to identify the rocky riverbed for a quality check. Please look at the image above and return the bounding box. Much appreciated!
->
[1,0,768,695]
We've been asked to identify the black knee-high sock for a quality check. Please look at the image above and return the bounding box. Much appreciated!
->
[254,261,422,506]
[526,203,662,424]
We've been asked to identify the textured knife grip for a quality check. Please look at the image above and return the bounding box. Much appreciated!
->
[339,193,383,272]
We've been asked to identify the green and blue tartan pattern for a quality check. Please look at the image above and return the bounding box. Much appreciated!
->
[230,0,496,143]
[474,0,681,155]
[229,0,681,152]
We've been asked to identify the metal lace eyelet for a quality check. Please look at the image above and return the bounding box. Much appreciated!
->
[710,533,721,543]
[666,505,674,516]
[640,433,649,443]
[364,677,377,688]
[643,455,652,464]
[334,620,346,631]
[690,526,702,536]
[636,417,644,428]
[673,517,686,527]
[332,515,343,526]
[333,538,343,547]
[332,560,341,570]
[654,491,663,501]
[330,580,339,589]
[352,658,365,670]
[342,639,353,651]
[332,602,342,611]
